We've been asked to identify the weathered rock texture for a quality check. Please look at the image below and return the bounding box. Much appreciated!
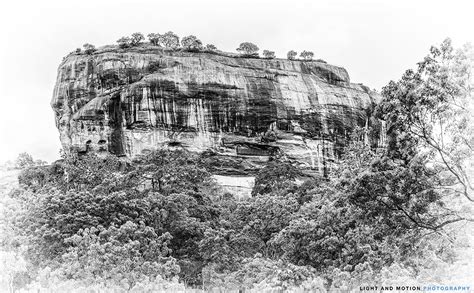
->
[52,46,383,179]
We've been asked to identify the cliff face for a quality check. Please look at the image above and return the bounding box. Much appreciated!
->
[52,46,383,178]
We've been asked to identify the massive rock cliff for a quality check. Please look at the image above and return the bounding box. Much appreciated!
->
[52,45,383,187]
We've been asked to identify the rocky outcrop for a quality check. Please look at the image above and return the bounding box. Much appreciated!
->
[52,45,383,180]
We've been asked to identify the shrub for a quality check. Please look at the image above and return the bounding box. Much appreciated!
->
[300,50,314,61]
[147,33,161,46]
[205,44,217,51]
[160,31,180,49]
[18,166,50,189]
[181,35,203,51]
[287,50,297,60]
[263,50,276,59]
[82,43,96,55]
[252,160,301,196]
[236,42,259,55]
[15,152,34,169]
[116,36,131,48]
[130,32,144,46]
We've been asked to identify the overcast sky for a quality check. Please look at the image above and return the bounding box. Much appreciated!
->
[0,0,472,163]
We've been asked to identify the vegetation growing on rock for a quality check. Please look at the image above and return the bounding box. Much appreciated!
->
[160,31,180,49]
[130,32,145,46]
[181,35,203,51]
[300,50,314,61]
[262,50,276,59]
[82,43,96,54]
[287,50,297,60]
[236,42,259,56]
[116,36,132,48]
[80,32,329,61]
[205,44,217,51]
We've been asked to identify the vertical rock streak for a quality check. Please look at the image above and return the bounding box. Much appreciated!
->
[51,49,384,174]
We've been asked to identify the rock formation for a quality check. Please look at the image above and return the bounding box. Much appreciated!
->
[52,45,383,194]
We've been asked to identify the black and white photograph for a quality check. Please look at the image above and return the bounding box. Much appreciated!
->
[0,0,473,292]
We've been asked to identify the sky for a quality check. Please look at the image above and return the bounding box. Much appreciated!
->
[0,0,472,163]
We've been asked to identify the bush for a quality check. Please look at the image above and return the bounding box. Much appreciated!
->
[18,166,50,189]
[82,43,96,55]
[287,50,297,60]
[300,50,314,61]
[147,33,161,46]
[160,31,180,49]
[205,44,217,51]
[130,32,144,46]
[236,42,259,55]
[181,35,203,51]
[14,152,34,169]
[117,36,132,48]
[252,160,301,196]
[263,50,276,59]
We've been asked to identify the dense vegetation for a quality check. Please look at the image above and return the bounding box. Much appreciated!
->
[1,39,472,292]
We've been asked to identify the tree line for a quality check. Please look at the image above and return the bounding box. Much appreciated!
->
[74,31,322,62]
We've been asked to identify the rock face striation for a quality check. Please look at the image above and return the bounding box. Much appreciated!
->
[52,45,383,191]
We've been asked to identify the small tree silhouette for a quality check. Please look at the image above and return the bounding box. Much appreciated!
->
[181,35,203,50]
[287,50,297,60]
[147,33,161,46]
[300,50,314,61]
[263,50,276,59]
[117,37,132,48]
[83,43,96,55]
[236,42,259,55]
[205,44,217,51]
[160,31,180,49]
[130,32,144,46]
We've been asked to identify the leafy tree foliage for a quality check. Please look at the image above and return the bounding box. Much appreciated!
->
[287,50,297,60]
[205,44,217,51]
[147,33,161,46]
[252,160,301,196]
[128,149,211,195]
[236,42,259,56]
[116,36,132,48]
[55,222,179,288]
[202,257,326,291]
[300,50,314,61]
[10,150,222,288]
[15,153,34,169]
[82,43,96,54]
[376,38,474,202]
[160,31,180,49]
[263,50,276,59]
[181,35,203,51]
[18,166,51,190]
[130,32,144,46]
[269,144,451,288]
